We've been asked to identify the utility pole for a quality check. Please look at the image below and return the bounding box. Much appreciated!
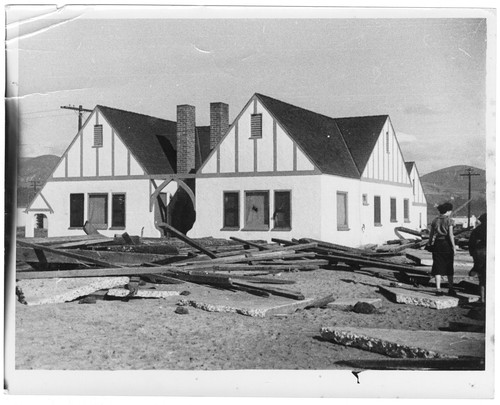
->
[60,105,93,131]
[30,180,40,193]
[460,167,480,228]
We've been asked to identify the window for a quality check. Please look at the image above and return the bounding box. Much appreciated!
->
[412,179,415,195]
[94,124,103,147]
[337,192,349,230]
[386,131,390,153]
[70,193,84,228]
[88,194,108,229]
[250,114,262,138]
[244,191,269,230]
[273,191,291,230]
[112,194,126,228]
[223,192,239,229]
[404,199,410,222]
[374,195,381,226]
[362,193,369,206]
[390,197,397,222]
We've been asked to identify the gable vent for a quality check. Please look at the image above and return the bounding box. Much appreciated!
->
[94,125,103,147]
[250,113,262,138]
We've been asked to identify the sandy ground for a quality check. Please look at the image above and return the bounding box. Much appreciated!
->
[14,260,486,370]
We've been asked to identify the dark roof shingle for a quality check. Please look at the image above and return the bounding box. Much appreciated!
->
[255,94,389,178]
[97,105,209,175]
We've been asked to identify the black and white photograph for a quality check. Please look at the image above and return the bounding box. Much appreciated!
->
[3,1,496,399]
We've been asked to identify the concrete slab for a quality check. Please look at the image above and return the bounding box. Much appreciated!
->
[379,285,479,309]
[107,288,181,299]
[326,297,383,310]
[405,250,433,266]
[177,297,317,317]
[320,327,485,359]
[17,277,129,306]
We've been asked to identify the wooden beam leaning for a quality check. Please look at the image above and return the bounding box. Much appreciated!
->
[157,222,217,258]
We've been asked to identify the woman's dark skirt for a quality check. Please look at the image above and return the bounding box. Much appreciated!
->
[431,239,454,277]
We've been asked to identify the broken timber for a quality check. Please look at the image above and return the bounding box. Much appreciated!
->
[157,222,217,258]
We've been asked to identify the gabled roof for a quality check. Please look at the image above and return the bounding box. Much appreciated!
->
[97,105,211,175]
[255,93,388,178]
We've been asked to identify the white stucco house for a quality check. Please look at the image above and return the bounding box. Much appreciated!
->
[24,102,229,237]
[190,93,428,247]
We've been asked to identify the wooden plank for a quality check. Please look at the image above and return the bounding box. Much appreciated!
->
[229,236,271,250]
[171,272,234,288]
[121,232,137,245]
[16,265,181,279]
[158,222,217,258]
[232,280,305,300]
[49,238,115,249]
[213,263,320,272]
[266,259,329,266]
[17,235,108,246]
[16,247,174,266]
[16,240,125,268]
[315,253,429,275]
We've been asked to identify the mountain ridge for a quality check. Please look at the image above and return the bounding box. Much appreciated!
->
[420,165,486,225]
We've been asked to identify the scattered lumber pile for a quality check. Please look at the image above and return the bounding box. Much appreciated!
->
[15,223,443,307]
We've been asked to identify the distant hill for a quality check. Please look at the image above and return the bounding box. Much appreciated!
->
[18,154,60,186]
[17,155,60,207]
[421,165,486,225]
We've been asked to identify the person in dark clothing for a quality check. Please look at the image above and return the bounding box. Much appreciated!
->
[469,213,487,304]
[427,202,457,296]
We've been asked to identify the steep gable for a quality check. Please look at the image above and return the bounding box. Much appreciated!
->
[334,115,388,175]
[255,94,360,178]
[97,105,178,175]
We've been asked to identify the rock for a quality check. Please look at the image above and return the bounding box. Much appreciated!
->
[175,306,189,315]
[466,308,485,321]
[326,297,382,311]
[352,301,378,314]
[180,290,191,296]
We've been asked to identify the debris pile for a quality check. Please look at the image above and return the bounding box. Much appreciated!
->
[15,223,478,310]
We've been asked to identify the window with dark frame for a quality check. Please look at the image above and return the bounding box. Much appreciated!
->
[362,193,368,206]
[273,191,291,229]
[390,197,397,222]
[94,124,103,147]
[337,192,348,230]
[244,191,269,230]
[88,194,108,229]
[374,195,381,225]
[404,199,410,222]
[112,194,126,228]
[69,193,84,228]
[223,192,239,229]
[250,113,262,138]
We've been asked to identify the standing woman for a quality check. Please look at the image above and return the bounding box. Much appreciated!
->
[428,202,457,296]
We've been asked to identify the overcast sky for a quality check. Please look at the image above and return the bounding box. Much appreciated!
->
[7,7,490,174]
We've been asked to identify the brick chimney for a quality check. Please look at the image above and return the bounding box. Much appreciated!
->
[176,104,196,174]
[210,102,229,151]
